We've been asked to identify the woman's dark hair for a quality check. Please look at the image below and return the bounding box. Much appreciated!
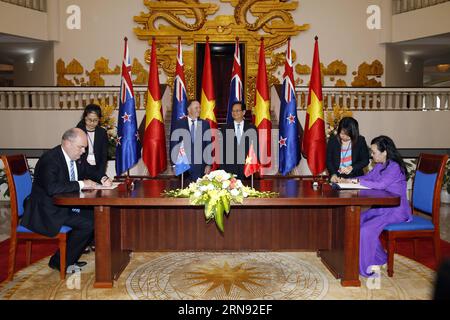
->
[80,104,102,124]
[337,117,359,145]
[371,135,407,176]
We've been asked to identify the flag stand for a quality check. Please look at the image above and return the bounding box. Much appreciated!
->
[125,170,134,191]
[312,175,320,191]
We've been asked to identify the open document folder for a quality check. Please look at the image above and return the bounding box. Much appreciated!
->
[331,183,370,190]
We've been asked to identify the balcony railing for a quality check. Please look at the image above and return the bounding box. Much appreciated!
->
[0,0,46,12]
[0,87,449,112]
[393,0,450,14]
[295,87,450,111]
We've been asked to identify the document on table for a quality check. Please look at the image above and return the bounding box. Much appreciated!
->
[331,183,370,190]
[83,182,121,190]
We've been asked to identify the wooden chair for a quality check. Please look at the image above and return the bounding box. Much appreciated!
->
[382,153,449,277]
[1,154,72,281]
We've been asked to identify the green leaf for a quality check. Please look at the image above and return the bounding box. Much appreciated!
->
[215,200,225,233]
[205,200,215,220]
[221,195,230,214]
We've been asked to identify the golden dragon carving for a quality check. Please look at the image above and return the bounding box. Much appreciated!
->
[136,0,219,33]
[234,0,296,32]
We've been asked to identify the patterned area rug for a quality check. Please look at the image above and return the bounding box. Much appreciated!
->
[0,252,435,300]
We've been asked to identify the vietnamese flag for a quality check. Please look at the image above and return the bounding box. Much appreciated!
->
[244,142,260,177]
[200,38,219,170]
[302,37,326,176]
[142,38,167,177]
[254,38,272,175]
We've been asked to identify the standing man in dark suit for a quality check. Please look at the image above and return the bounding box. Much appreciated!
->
[220,102,258,180]
[170,100,213,181]
[21,128,113,273]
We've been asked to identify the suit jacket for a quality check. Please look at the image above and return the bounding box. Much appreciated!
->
[77,123,109,176]
[21,146,104,237]
[326,135,370,178]
[220,121,258,180]
[170,118,212,181]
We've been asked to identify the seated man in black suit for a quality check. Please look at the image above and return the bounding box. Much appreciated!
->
[170,100,213,182]
[21,128,112,273]
[220,102,258,180]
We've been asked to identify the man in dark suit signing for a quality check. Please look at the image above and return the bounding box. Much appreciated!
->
[170,100,213,181]
[221,102,258,180]
[21,128,112,273]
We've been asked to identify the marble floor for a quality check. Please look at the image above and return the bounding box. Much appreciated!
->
[0,251,436,300]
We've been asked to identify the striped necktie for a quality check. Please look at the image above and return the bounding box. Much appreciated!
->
[70,160,76,181]
[69,160,80,214]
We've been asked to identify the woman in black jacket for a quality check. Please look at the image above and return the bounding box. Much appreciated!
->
[326,117,370,182]
[76,104,109,177]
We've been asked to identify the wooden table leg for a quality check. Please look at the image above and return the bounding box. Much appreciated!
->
[93,206,130,288]
[320,206,361,287]
[341,205,361,287]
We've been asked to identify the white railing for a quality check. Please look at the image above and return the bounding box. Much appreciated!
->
[297,87,450,111]
[392,0,450,14]
[0,87,149,111]
[0,87,449,111]
[0,0,46,12]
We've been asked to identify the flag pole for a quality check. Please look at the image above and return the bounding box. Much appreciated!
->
[251,174,254,189]
[181,172,184,189]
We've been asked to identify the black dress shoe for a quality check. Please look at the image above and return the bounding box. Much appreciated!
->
[83,247,91,254]
[89,245,95,252]
[75,261,87,267]
[48,261,60,271]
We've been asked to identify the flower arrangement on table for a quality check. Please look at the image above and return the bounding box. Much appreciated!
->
[163,170,278,233]
[325,104,353,139]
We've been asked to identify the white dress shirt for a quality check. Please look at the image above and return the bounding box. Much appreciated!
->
[61,146,84,190]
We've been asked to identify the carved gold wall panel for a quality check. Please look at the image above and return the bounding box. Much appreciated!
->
[351,60,384,87]
[133,0,310,109]
[57,57,148,87]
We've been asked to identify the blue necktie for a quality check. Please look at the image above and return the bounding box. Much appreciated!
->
[70,160,80,214]
[190,120,196,143]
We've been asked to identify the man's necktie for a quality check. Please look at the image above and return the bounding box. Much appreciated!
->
[70,160,80,214]
[236,123,242,143]
[191,120,196,143]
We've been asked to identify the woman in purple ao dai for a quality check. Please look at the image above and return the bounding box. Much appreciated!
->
[341,136,412,277]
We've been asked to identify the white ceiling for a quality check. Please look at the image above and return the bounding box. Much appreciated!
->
[0,33,49,64]
[391,32,450,65]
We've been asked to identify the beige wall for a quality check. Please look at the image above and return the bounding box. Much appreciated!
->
[0,1,49,41]
[297,110,450,149]
[52,0,388,87]
[392,1,450,43]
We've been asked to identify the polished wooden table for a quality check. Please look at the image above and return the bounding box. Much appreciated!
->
[54,178,400,288]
